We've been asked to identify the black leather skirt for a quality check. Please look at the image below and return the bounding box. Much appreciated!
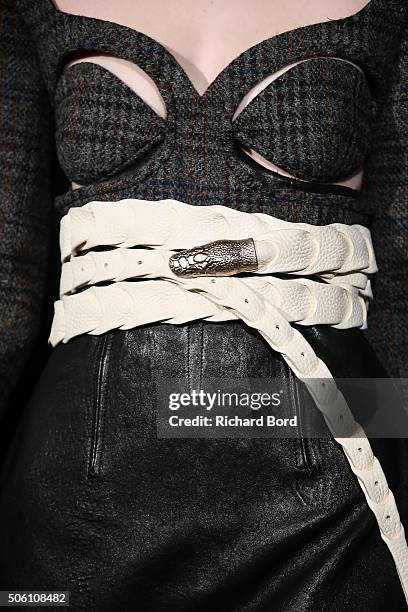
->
[0,320,407,611]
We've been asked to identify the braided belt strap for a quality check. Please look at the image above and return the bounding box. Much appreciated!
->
[50,199,408,602]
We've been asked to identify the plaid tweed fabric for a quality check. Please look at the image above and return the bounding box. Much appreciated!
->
[55,62,167,185]
[0,0,54,418]
[233,57,375,182]
[364,25,408,380]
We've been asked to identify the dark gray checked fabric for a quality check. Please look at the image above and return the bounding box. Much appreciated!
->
[233,57,376,182]
[364,25,408,381]
[55,62,167,185]
[0,0,54,420]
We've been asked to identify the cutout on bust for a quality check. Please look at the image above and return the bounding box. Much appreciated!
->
[231,58,364,121]
[66,55,167,119]
[52,0,372,96]
[55,60,167,188]
[232,57,368,190]
[240,146,364,191]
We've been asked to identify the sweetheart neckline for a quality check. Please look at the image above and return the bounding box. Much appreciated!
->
[42,0,376,99]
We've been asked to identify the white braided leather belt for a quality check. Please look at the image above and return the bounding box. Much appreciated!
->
[49,198,408,602]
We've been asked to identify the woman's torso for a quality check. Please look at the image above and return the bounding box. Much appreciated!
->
[2,1,408,609]
[35,0,398,385]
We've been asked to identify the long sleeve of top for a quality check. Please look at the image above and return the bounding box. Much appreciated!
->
[0,1,55,420]
[363,24,408,379]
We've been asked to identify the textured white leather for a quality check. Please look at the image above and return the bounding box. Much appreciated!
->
[50,198,408,603]
[54,277,367,342]
[59,198,377,273]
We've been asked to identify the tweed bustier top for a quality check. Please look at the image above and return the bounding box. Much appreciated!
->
[0,0,407,416]
[54,56,374,186]
[17,0,406,218]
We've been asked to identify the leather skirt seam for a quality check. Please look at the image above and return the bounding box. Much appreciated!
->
[87,334,112,477]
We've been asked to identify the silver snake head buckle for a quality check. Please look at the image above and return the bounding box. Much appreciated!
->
[168,237,258,277]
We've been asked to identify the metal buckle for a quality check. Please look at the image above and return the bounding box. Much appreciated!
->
[169,238,258,278]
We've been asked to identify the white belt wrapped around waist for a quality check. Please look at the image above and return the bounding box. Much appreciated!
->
[49,198,408,603]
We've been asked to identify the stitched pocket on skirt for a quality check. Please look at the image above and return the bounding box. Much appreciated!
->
[87,334,113,477]
[290,375,316,472]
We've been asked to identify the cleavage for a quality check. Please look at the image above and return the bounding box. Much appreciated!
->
[53,0,372,96]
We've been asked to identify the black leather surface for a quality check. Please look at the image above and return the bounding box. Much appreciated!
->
[1,322,408,611]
